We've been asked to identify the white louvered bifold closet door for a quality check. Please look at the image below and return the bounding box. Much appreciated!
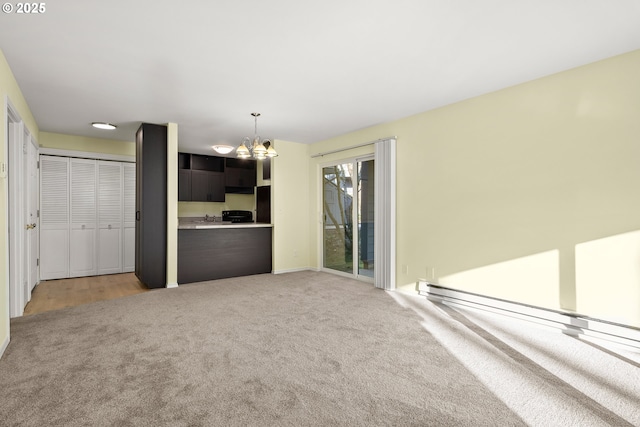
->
[122,163,136,272]
[97,161,123,275]
[40,155,70,280]
[69,158,97,277]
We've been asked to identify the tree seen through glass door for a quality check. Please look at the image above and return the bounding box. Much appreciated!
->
[322,159,374,278]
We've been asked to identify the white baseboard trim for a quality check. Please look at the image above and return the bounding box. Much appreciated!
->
[272,267,317,275]
[418,280,640,351]
[166,282,179,289]
[1,335,9,360]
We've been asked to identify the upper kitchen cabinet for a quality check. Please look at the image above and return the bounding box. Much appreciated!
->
[225,158,256,194]
[178,152,191,201]
[177,153,259,200]
[191,170,225,202]
[178,153,225,202]
[178,169,192,201]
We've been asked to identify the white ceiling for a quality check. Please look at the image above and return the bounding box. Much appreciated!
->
[1,0,640,155]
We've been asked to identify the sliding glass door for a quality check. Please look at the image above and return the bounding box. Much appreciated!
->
[322,157,375,280]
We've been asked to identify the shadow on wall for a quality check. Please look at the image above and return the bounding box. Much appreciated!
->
[438,230,640,328]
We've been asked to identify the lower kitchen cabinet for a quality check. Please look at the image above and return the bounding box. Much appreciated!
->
[177,226,272,284]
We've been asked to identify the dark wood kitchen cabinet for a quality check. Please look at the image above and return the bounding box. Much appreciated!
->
[178,226,272,284]
[178,169,192,201]
[225,158,256,194]
[178,153,225,202]
[256,185,271,223]
[191,170,225,202]
[135,123,167,289]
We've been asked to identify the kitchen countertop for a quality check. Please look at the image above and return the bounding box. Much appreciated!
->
[178,222,273,230]
[178,218,272,230]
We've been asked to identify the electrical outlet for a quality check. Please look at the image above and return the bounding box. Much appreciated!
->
[402,265,409,275]
[293,249,299,258]
[0,162,6,179]
[426,266,436,280]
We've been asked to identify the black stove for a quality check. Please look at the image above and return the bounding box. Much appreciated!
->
[222,210,253,223]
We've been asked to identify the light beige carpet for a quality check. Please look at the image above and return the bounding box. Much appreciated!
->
[1,271,637,426]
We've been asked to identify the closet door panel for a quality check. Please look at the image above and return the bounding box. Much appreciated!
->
[40,230,69,280]
[69,228,97,277]
[98,228,122,274]
[69,159,97,277]
[39,156,70,280]
[122,163,136,272]
[97,161,122,274]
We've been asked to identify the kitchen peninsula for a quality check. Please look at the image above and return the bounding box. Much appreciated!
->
[177,218,273,284]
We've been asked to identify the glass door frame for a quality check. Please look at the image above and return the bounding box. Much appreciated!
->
[319,154,375,283]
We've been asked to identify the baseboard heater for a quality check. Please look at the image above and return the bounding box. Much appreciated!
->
[417,280,640,351]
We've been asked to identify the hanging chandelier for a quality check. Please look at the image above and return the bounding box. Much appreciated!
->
[236,112,278,160]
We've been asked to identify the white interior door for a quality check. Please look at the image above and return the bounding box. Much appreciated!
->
[7,111,39,316]
[25,134,39,295]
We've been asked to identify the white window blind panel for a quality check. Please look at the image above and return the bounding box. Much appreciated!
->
[374,138,396,290]
[70,159,96,226]
[40,156,69,227]
[98,161,122,227]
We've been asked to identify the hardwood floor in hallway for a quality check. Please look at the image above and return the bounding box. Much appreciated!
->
[23,273,149,316]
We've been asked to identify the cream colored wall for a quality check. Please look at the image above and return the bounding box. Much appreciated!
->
[1,49,40,353]
[271,140,311,273]
[166,123,178,287]
[309,49,640,327]
[39,132,135,156]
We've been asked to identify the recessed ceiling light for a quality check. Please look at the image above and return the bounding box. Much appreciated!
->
[91,122,117,130]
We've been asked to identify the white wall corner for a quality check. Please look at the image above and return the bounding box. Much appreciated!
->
[0,335,9,359]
